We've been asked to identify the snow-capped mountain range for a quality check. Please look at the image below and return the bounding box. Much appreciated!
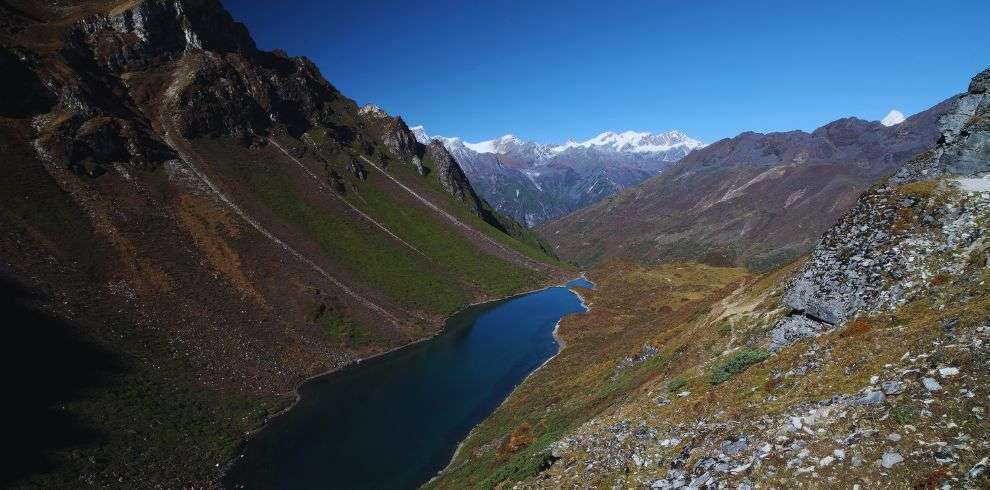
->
[411,127,702,160]
[410,126,704,226]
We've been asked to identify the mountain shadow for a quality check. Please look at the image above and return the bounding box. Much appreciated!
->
[0,276,125,486]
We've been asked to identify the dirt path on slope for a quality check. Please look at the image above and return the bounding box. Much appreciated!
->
[269,138,428,258]
[359,155,545,272]
[162,129,405,328]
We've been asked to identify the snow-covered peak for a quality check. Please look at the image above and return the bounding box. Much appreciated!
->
[551,129,704,154]
[409,126,466,150]
[462,134,525,154]
[410,125,431,144]
[881,109,906,127]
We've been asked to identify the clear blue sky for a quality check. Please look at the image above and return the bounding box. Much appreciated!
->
[226,0,988,144]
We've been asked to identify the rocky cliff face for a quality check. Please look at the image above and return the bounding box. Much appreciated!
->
[427,140,482,206]
[540,98,953,270]
[360,104,419,160]
[16,0,362,180]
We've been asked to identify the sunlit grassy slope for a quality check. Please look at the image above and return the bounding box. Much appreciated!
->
[194,136,562,315]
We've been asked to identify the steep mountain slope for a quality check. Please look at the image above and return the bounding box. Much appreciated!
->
[433,67,990,490]
[540,99,954,270]
[412,126,703,226]
[0,0,564,486]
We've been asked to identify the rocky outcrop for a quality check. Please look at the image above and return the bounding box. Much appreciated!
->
[347,159,368,180]
[771,67,990,350]
[893,68,990,182]
[428,140,483,207]
[358,104,421,164]
[27,0,358,174]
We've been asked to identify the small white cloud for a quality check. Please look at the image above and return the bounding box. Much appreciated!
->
[881,109,906,127]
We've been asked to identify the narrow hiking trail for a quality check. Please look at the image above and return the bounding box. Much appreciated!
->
[268,139,428,258]
[358,155,543,272]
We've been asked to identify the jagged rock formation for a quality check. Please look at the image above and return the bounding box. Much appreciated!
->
[894,69,990,181]
[540,98,954,270]
[428,140,482,206]
[360,104,419,160]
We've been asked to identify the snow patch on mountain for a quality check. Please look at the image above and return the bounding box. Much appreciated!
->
[881,109,906,127]
[522,170,543,191]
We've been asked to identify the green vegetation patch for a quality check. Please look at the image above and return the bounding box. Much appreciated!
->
[346,181,541,299]
[195,135,560,314]
[312,303,379,347]
[711,349,770,384]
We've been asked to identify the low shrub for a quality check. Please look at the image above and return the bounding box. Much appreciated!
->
[711,349,769,384]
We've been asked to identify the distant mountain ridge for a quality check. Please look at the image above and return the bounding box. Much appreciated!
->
[540,97,956,270]
[411,125,703,226]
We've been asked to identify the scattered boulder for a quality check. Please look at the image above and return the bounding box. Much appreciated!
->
[881,380,905,395]
[881,451,904,469]
[922,377,943,392]
[855,390,886,406]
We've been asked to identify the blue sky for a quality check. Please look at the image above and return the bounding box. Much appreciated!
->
[227,0,989,144]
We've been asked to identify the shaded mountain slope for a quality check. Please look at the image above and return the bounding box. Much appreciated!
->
[0,0,564,486]
[540,98,954,270]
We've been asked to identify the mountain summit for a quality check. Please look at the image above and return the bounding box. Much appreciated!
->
[411,126,703,226]
[881,109,907,126]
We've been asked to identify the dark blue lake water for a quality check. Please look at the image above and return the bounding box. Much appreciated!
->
[224,278,593,489]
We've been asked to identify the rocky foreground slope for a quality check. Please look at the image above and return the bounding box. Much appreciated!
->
[540,97,953,270]
[514,68,990,488]
[0,0,563,486]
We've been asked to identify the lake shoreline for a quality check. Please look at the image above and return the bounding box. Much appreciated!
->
[219,274,589,485]
[427,275,595,486]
